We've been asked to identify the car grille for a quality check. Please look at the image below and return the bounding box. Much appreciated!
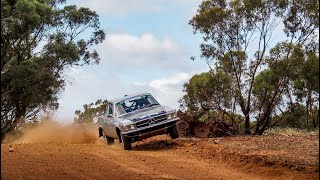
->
[135,114,167,128]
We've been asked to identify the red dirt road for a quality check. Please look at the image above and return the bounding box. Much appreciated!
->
[1,122,319,180]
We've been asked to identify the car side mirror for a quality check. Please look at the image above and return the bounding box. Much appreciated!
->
[106,114,113,118]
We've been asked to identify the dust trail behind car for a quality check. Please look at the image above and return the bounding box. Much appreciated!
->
[3,120,100,144]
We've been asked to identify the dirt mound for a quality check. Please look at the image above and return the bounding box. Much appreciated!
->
[4,121,99,144]
[134,135,180,150]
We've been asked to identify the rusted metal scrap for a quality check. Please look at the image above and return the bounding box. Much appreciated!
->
[177,109,238,138]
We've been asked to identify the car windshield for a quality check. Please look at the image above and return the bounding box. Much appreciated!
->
[114,94,159,116]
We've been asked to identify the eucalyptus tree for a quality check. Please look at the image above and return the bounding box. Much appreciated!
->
[181,70,234,117]
[74,99,108,125]
[1,0,105,139]
[190,0,318,134]
[293,51,319,128]
[253,43,319,133]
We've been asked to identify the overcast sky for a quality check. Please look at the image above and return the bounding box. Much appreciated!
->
[53,0,209,123]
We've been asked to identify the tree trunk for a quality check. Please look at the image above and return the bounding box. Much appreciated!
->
[254,119,262,135]
[254,105,274,135]
[314,107,319,128]
[244,113,251,134]
[306,91,311,125]
[1,103,25,142]
[259,116,272,135]
[1,121,12,142]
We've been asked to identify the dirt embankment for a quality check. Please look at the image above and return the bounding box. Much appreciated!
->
[1,122,319,180]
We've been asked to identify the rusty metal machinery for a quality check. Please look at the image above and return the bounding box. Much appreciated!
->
[193,122,211,138]
[177,110,238,138]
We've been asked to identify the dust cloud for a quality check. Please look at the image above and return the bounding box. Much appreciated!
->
[4,120,100,144]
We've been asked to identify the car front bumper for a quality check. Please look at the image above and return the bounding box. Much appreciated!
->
[121,118,179,139]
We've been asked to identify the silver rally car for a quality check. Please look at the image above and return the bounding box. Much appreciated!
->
[97,93,180,150]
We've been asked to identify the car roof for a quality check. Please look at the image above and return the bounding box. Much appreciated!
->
[109,92,151,103]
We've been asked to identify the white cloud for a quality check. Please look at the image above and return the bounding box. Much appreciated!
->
[102,33,180,56]
[54,69,126,122]
[76,0,164,15]
[149,72,191,91]
[75,0,200,16]
[130,70,206,108]
[148,73,192,106]
[97,33,190,70]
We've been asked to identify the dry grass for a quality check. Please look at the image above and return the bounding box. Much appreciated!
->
[265,127,319,136]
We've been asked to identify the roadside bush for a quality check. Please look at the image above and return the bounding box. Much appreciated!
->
[275,105,317,130]
[265,127,319,136]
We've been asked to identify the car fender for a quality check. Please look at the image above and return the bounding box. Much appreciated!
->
[111,118,134,138]
[162,106,175,113]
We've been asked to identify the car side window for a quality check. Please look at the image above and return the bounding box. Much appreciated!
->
[108,104,113,115]
[109,104,113,114]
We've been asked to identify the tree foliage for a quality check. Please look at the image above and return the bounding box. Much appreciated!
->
[252,43,319,133]
[1,0,105,139]
[181,70,233,112]
[74,99,108,125]
[189,0,319,134]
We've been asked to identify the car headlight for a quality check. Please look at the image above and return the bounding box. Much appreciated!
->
[124,124,136,131]
[167,112,177,120]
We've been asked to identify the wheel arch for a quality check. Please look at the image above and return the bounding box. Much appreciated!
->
[116,127,122,143]
[98,127,103,137]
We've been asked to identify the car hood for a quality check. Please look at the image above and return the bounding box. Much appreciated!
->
[119,105,166,122]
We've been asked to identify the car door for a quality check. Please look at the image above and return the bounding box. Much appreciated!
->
[104,103,118,138]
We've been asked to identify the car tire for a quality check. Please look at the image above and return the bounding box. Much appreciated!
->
[121,135,132,150]
[103,132,114,145]
[169,124,179,139]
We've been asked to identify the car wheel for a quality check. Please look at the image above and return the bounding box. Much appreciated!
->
[169,124,179,139]
[121,135,132,150]
[103,132,114,145]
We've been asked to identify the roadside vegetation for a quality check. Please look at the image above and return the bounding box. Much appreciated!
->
[180,0,319,135]
[1,0,105,141]
[265,127,319,136]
